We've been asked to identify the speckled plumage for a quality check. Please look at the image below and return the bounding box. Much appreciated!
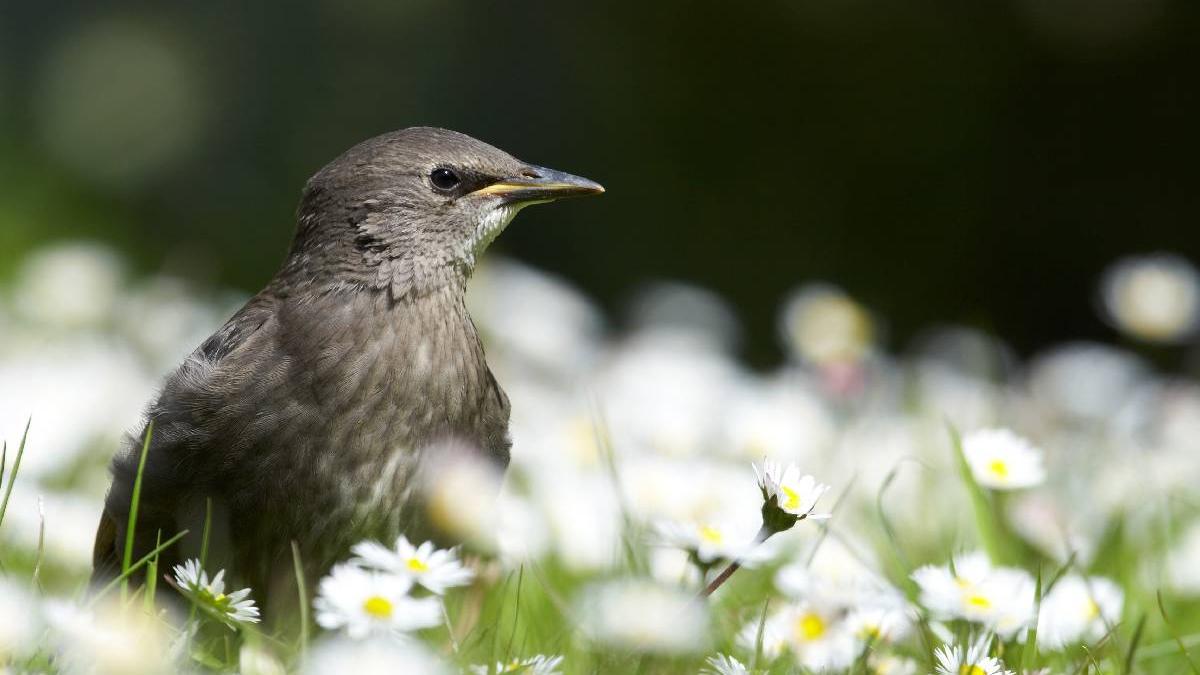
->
[92,127,601,619]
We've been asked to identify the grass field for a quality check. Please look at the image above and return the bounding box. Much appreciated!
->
[2,243,1200,674]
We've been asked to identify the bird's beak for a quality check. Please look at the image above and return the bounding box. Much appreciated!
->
[470,166,604,204]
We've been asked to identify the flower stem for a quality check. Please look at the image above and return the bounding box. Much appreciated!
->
[700,560,742,598]
[699,524,772,599]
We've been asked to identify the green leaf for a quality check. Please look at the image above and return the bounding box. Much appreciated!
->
[946,423,1009,564]
[0,418,32,531]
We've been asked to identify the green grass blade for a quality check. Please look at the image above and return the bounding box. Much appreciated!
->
[1157,589,1200,675]
[1123,613,1147,674]
[0,418,32,531]
[90,529,189,607]
[199,497,213,568]
[32,496,46,590]
[121,422,154,601]
[1021,565,1042,671]
[946,422,1008,563]
[188,498,214,625]
[292,540,309,655]
[144,530,162,613]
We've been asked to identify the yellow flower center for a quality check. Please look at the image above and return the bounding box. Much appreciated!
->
[858,623,881,640]
[794,612,826,641]
[699,525,723,544]
[988,459,1009,479]
[406,557,429,573]
[965,593,992,610]
[781,485,801,511]
[960,664,987,675]
[1084,598,1100,619]
[362,595,394,618]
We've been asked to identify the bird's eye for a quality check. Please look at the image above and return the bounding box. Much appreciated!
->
[430,168,460,191]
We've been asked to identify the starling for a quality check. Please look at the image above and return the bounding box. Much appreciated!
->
[92,127,603,617]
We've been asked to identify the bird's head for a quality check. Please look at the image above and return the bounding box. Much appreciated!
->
[291,127,603,297]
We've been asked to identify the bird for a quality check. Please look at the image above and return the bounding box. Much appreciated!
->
[91,127,603,619]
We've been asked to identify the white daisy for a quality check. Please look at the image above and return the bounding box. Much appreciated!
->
[701,653,752,675]
[351,536,474,595]
[313,563,441,639]
[961,428,1046,490]
[933,634,1014,675]
[653,518,758,566]
[1037,574,1123,649]
[172,559,260,625]
[774,601,859,672]
[753,460,831,533]
[468,654,564,674]
[845,605,913,644]
[911,552,1035,639]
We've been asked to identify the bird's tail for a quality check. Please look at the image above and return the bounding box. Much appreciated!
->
[90,512,122,587]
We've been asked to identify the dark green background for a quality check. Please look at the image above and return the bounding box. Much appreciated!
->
[2,1,1197,366]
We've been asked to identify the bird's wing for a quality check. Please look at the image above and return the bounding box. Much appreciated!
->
[92,293,280,586]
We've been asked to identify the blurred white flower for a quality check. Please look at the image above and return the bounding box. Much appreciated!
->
[468,654,564,675]
[313,564,440,639]
[1028,343,1146,423]
[701,653,752,675]
[773,601,859,672]
[576,580,709,654]
[1006,492,1097,565]
[44,598,175,674]
[776,536,904,610]
[172,559,259,625]
[627,281,741,352]
[421,447,504,548]
[118,276,240,370]
[529,468,624,572]
[962,428,1046,490]
[0,337,154,480]
[1100,254,1200,343]
[12,241,123,327]
[779,283,875,366]
[1037,574,1123,649]
[845,605,913,644]
[598,329,740,457]
[722,376,834,464]
[869,654,919,675]
[912,552,1035,638]
[933,634,1012,675]
[2,488,101,570]
[351,536,473,595]
[737,612,788,661]
[754,460,831,531]
[653,517,762,566]
[238,643,286,675]
[303,636,448,675]
[0,578,38,659]
[493,490,551,568]
[468,259,602,377]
